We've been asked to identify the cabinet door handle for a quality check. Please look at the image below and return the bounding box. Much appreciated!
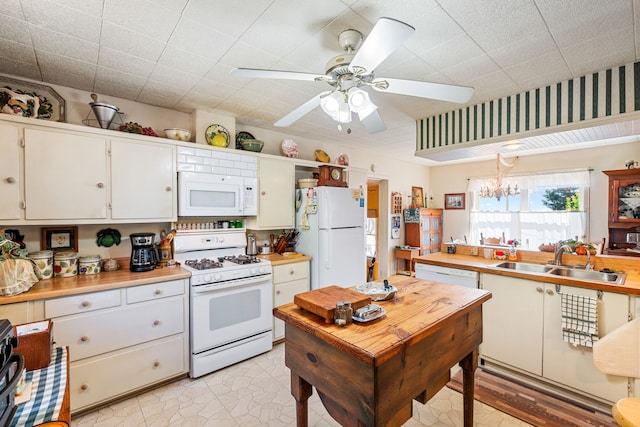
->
[97,182,104,188]
[546,289,554,295]
[81,301,91,307]
[6,177,15,184]
[80,336,89,342]
[154,289,163,295]
[165,186,172,192]
[261,191,266,196]
[289,270,295,275]
[536,287,543,293]
[80,384,89,391]
[153,361,160,368]
[276,290,281,295]
[153,320,160,326]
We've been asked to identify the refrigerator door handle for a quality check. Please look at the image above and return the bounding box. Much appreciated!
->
[324,228,332,269]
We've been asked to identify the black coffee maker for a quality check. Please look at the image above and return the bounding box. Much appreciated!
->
[130,233,159,272]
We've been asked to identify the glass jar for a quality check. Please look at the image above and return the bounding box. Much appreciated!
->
[79,255,101,275]
[54,252,78,277]
[29,250,54,280]
[334,302,353,326]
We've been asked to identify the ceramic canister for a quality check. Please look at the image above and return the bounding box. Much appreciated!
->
[54,252,78,278]
[78,255,101,275]
[29,250,54,280]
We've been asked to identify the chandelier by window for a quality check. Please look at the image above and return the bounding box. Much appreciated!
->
[479,154,520,201]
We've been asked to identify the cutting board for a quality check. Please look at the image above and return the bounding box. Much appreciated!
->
[294,285,371,324]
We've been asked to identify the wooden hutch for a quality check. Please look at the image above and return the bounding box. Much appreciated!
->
[603,168,640,256]
[404,208,443,255]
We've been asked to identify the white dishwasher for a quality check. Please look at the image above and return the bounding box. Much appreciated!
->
[414,263,479,288]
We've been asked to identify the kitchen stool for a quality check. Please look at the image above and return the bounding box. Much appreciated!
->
[612,398,640,427]
[593,318,640,426]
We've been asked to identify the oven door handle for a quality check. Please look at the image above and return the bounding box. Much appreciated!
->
[0,353,24,398]
[192,278,270,294]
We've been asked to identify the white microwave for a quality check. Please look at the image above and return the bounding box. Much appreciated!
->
[178,172,257,217]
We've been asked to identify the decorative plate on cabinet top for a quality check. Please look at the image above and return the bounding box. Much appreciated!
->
[335,153,349,166]
[236,131,255,149]
[281,138,298,158]
[0,76,65,122]
[314,149,330,163]
[205,124,230,147]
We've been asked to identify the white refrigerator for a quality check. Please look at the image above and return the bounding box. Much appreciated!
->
[295,186,366,289]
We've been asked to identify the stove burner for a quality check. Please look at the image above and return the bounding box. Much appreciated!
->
[184,258,223,270]
[224,255,261,265]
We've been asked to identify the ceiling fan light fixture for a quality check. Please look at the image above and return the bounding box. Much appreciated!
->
[321,91,351,123]
[347,87,369,109]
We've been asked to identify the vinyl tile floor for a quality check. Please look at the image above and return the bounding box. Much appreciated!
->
[72,343,532,426]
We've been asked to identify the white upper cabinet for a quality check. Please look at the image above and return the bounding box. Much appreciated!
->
[24,128,108,220]
[0,123,21,220]
[110,139,176,221]
[246,157,295,230]
[1,116,177,224]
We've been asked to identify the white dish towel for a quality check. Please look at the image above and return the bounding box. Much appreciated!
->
[561,292,599,347]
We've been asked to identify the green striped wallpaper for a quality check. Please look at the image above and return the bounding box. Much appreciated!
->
[416,61,640,152]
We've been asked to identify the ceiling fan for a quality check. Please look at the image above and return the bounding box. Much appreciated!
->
[231,17,474,134]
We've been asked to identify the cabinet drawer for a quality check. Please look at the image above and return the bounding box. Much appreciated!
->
[126,279,185,304]
[54,297,184,361]
[70,335,185,412]
[273,262,308,283]
[45,289,121,318]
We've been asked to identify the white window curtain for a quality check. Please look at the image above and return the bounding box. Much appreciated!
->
[467,170,590,248]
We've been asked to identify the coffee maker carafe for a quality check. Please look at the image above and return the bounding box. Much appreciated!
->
[130,233,159,272]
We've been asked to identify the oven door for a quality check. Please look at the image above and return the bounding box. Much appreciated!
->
[178,172,244,217]
[190,277,272,354]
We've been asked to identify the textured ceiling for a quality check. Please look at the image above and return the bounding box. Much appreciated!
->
[1,0,639,164]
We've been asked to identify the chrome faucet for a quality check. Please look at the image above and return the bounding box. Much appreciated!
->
[585,250,594,271]
[553,244,572,266]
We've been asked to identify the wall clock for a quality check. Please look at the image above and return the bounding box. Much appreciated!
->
[318,165,347,187]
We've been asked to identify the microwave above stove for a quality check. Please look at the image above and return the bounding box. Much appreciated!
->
[178,172,257,217]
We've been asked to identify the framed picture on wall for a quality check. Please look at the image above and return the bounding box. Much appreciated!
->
[41,226,78,252]
[411,186,424,208]
[444,193,465,210]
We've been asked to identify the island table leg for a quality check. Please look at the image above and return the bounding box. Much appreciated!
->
[459,349,478,427]
[291,372,313,427]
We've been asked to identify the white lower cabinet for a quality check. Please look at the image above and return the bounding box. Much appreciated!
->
[272,261,309,341]
[481,274,543,375]
[43,279,189,412]
[481,273,629,404]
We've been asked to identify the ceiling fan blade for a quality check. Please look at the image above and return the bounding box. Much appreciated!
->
[359,109,386,134]
[231,68,324,82]
[274,91,331,127]
[372,77,474,104]
[349,17,414,75]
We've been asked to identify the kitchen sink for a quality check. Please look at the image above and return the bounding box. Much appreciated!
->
[547,267,625,284]
[493,262,555,273]
[491,261,626,285]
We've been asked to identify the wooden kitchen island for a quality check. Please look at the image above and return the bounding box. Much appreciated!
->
[273,275,492,427]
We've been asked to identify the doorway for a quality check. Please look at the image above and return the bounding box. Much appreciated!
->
[366,182,379,281]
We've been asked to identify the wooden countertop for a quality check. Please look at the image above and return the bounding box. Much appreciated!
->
[414,252,640,295]
[257,253,311,266]
[273,274,491,366]
[0,258,190,304]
